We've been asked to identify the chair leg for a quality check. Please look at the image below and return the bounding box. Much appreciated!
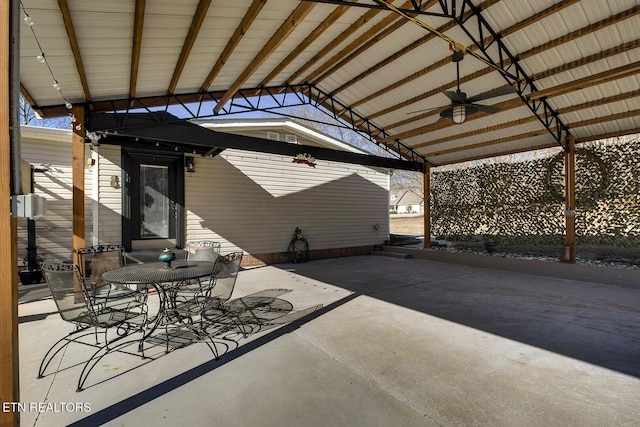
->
[76,333,134,392]
[37,326,93,378]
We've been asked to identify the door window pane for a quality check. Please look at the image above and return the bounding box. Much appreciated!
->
[140,164,169,238]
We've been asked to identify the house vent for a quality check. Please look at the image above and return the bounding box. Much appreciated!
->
[266,131,279,141]
[285,134,298,143]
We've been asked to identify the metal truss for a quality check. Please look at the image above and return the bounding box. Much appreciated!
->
[301,0,570,151]
[448,0,570,149]
[301,0,454,18]
[81,83,427,169]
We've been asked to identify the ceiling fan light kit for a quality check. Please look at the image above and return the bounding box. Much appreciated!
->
[408,51,516,123]
[452,105,466,124]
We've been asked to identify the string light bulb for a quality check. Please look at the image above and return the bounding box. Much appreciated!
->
[22,2,77,129]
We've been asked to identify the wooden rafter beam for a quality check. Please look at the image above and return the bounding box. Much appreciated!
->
[424,108,640,164]
[129,0,145,98]
[57,0,90,101]
[19,83,37,110]
[557,88,640,115]
[347,0,546,113]
[415,116,539,150]
[576,127,640,144]
[496,0,581,37]
[412,88,640,150]
[213,1,315,113]
[168,0,212,95]
[521,4,639,59]
[259,3,351,87]
[200,0,266,92]
[301,0,451,17]
[314,0,441,84]
[360,0,632,123]
[387,57,639,144]
[382,96,523,142]
[568,108,640,130]
[330,0,499,95]
[370,63,495,121]
[387,54,639,143]
[378,6,640,142]
[285,5,381,84]
[432,142,560,167]
[387,36,640,136]
[423,128,550,158]
[305,0,422,83]
[531,38,640,82]
[528,61,640,101]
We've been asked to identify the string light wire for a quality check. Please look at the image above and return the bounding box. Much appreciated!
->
[20,1,79,128]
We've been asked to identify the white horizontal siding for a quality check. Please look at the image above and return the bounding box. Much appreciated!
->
[18,130,92,263]
[185,149,390,255]
[95,145,123,246]
[20,122,391,263]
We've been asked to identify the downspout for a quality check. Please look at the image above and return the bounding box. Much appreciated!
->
[9,0,21,197]
[26,166,37,270]
[91,147,99,245]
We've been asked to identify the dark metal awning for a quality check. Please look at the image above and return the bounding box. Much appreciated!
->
[87,112,425,172]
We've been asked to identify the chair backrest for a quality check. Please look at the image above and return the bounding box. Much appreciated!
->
[185,241,221,262]
[208,252,243,302]
[76,245,126,291]
[42,262,93,324]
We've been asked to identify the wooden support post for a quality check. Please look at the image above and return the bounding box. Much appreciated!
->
[1,0,20,424]
[563,135,576,263]
[72,106,85,265]
[423,164,431,249]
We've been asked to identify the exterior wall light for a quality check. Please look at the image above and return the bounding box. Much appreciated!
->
[185,156,196,172]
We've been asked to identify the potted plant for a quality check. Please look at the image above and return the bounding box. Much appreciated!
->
[18,253,46,285]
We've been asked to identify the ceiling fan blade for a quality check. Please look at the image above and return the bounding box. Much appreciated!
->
[443,90,465,103]
[466,86,516,103]
[473,104,500,114]
[405,106,441,115]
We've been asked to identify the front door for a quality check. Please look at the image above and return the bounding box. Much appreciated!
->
[122,149,184,251]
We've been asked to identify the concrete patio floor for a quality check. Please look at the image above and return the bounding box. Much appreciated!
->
[16,255,640,426]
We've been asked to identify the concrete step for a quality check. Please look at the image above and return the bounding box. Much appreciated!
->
[372,250,413,259]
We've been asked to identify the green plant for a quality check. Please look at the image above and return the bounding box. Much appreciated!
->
[22,253,47,271]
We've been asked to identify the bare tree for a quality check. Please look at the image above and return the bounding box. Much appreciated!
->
[19,95,70,128]
[390,169,423,194]
[19,96,36,125]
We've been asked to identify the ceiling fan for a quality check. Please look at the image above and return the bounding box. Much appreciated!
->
[409,50,516,124]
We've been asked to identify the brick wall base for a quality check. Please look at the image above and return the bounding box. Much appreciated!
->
[241,245,373,268]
